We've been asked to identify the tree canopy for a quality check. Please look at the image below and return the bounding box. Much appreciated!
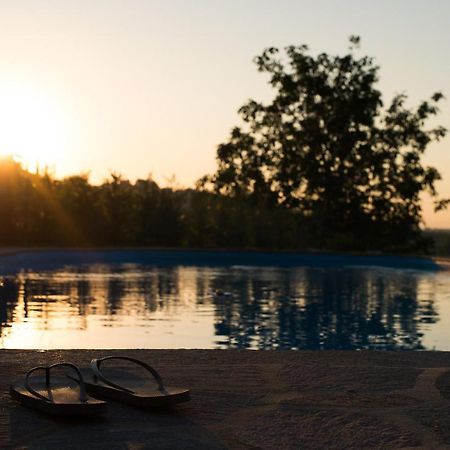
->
[203,37,448,251]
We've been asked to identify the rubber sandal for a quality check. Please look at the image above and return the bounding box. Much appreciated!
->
[10,362,108,416]
[73,356,190,407]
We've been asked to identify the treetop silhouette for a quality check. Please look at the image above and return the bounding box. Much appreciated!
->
[202,36,448,250]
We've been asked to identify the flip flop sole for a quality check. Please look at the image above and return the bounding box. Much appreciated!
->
[85,381,191,407]
[10,380,107,416]
[71,369,191,408]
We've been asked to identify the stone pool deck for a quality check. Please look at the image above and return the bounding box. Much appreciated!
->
[2,351,450,449]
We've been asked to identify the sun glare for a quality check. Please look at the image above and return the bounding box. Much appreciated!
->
[0,81,70,171]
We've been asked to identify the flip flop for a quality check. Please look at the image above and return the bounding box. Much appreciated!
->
[10,362,108,416]
[72,356,190,407]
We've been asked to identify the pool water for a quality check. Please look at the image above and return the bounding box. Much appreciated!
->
[0,251,449,350]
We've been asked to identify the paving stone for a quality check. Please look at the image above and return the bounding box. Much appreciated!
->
[0,350,450,449]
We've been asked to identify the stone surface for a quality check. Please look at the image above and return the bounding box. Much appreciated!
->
[1,350,450,448]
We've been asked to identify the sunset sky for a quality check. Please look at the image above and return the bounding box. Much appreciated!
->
[0,0,449,227]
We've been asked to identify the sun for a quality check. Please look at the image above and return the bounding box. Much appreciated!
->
[0,81,70,170]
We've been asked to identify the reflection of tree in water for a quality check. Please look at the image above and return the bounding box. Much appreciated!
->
[0,264,441,350]
[0,278,19,338]
[106,276,126,314]
[212,268,439,350]
[0,265,188,336]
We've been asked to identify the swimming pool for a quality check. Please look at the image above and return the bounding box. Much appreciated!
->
[0,250,448,350]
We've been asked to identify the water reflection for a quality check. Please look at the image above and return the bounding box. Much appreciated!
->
[0,264,446,350]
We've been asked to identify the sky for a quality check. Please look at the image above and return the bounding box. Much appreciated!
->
[0,0,449,227]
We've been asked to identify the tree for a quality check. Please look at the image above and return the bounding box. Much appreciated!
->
[204,36,448,251]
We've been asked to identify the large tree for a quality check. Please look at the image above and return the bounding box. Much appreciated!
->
[203,37,448,251]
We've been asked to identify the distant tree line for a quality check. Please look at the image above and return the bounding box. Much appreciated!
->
[0,157,303,249]
[0,37,447,253]
[425,230,450,256]
[0,156,444,253]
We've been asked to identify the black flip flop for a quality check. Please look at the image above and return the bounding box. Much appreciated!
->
[73,356,190,407]
[10,362,108,416]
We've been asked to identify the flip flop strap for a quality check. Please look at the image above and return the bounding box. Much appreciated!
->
[24,362,88,403]
[90,356,165,393]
